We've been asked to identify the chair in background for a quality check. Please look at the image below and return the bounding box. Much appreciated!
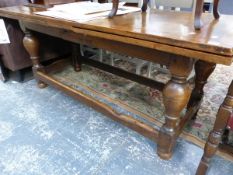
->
[152,0,194,11]
[105,0,151,76]
[110,0,213,79]
[0,0,71,82]
[80,0,149,75]
[81,0,212,79]
[110,53,149,75]
[144,0,195,78]
[196,80,233,175]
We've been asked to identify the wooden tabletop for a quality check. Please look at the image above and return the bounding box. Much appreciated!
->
[0,6,233,65]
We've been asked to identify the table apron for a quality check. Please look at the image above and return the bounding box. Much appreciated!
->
[22,21,232,66]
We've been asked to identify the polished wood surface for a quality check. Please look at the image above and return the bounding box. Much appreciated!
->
[0,6,233,62]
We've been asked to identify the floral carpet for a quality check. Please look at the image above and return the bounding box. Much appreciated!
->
[52,57,233,158]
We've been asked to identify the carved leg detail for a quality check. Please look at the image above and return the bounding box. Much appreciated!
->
[196,81,233,175]
[188,60,216,109]
[213,0,220,19]
[157,56,194,159]
[141,0,148,12]
[23,30,47,88]
[194,0,204,30]
[108,0,119,18]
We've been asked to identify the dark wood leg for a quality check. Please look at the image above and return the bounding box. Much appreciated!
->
[157,56,194,159]
[213,0,220,19]
[0,59,8,82]
[196,81,233,175]
[194,0,205,30]
[72,44,82,72]
[23,30,47,88]
[222,128,229,144]
[15,70,25,83]
[188,60,216,109]
[108,0,119,18]
[141,0,148,12]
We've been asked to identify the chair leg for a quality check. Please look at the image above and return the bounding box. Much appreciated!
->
[147,63,152,78]
[110,53,115,66]
[196,81,233,175]
[99,49,103,62]
[136,65,141,75]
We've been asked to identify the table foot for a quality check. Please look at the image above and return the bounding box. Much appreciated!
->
[74,66,81,72]
[38,81,47,89]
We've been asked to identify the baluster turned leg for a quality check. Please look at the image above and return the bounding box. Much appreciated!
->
[194,0,205,30]
[196,81,233,175]
[187,60,216,118]
[157,56,194,159]
[23,30,47,88]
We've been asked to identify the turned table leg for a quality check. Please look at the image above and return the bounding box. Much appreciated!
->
[157,56,194,159]
[196,81,233,175]
[187,60,216,115]
[23,30,47,88]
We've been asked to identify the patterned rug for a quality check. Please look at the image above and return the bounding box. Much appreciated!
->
[51,56,233,158]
